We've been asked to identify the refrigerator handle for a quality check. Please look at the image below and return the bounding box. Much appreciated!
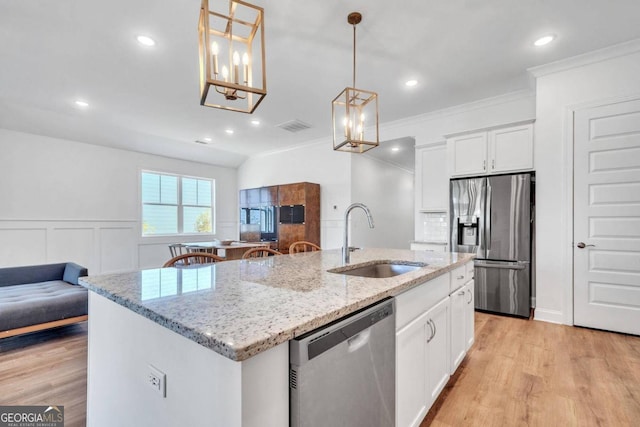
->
[485,180,492,254]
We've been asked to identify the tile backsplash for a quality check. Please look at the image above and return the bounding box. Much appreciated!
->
[420,212,448,242]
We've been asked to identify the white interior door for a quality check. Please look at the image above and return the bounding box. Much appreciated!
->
[573,98,640,335]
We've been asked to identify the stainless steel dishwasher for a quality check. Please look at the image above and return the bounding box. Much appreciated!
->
[289,298,395,427]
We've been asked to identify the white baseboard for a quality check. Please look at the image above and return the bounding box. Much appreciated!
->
[533,308,565,325]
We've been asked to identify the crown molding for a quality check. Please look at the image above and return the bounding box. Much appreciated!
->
[528,38,640,78]
[243,89,535,163]
[380,89,535,131]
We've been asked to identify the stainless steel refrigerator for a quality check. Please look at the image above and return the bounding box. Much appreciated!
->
[450,173,533,318]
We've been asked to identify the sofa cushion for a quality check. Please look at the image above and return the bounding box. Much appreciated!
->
[0,280,88,331]
[0,263,67,288]
[63,262,88,285]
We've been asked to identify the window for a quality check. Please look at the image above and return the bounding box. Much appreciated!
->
[141,171,214,236]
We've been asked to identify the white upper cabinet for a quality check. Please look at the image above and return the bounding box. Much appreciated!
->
[448,132,488,176]
[416,144,448,211]
[488,124,534,173]
[447,121,534,177]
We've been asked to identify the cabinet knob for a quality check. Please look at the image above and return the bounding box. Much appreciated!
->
[457,275,465,280]
[483,160,486,170]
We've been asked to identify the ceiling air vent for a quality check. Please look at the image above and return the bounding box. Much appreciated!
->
[277,119,312,133]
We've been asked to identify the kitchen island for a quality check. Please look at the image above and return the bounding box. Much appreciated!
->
[80,248,473,427]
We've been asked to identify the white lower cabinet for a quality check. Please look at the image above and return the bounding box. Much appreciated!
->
[396,311,429,427]
[449,285,467,373]
[465,279,475,351]
[425,297,451,405]
[396,297,450,427]
[396,261,476,427]
[450,262,476,373]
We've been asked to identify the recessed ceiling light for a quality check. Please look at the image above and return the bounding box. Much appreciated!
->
[405,80,418,87]
[136,35,156,47]
[391,147,400,152]
[74,100,89,108]
[534,34,555,47]
[251,120,260,126]
[225,129,234,135]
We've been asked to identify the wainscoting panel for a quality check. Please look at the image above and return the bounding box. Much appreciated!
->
[100,227,137,274]
[0,220,137,274]
[0,227,47,267]
[49,227,95,271]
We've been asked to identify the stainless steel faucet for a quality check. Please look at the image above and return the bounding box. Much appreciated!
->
[343,203,374,264]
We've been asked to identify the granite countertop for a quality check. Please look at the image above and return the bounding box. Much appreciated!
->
[79,248,474,362]
[410,240,448,245]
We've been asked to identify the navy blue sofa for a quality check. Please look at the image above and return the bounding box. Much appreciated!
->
[0,262,88,338]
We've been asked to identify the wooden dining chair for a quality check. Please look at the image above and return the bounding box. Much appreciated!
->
[241,248,283,259]
[162,252,225,268]
[289,241,321,254]
[168,243,188,258]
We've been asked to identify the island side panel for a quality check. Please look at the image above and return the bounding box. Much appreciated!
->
[87,293,288,427]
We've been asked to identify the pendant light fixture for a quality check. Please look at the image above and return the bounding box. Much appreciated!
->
[198,0,266,113]
[332,12,379,153]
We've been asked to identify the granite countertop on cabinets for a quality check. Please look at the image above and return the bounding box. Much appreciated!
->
[410,240,448,245]
[79,248,474,362]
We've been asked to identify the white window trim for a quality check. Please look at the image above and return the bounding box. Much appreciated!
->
[140,170,216,237]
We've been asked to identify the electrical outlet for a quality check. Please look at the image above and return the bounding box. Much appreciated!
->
[147,365,166,398]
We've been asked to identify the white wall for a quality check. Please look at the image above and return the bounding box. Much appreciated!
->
[0,128,238,273]
[238,93,536,253]
[532,44,640,324]
[398,92,536,246]
[237,139,351,249]
[350,154,414,249]
[380,90,536,148]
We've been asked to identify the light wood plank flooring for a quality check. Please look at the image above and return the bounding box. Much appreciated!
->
[0,322,87,427]
[1,313,639,427]
[422,312,640,426]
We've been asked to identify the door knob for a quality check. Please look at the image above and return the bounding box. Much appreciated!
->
[576,242,595,249]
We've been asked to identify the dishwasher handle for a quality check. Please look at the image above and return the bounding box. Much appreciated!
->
[347,329,371,353]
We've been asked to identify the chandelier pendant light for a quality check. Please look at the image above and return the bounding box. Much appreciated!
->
[332,12,379,153]
[198,0,266,113]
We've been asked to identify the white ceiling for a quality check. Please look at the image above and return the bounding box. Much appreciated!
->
[2,0,640,169]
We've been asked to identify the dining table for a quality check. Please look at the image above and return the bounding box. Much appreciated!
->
[182,241,270,260]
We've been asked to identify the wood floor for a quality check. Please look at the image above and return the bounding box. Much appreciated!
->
[1,313,639,427]
[0,322,87,427]
[422,312,640,426]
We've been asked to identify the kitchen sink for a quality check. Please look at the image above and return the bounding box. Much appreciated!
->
[328,261,426,278]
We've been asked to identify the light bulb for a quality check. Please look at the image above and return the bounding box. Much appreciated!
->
[242,53,249,65]
[360,114,365,122]
[211,42,219,55]
[222,66,229,81]
[534,35,555,47]
[136,35,155,47]
[233,51,240,65]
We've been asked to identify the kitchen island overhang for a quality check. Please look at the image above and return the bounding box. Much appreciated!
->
[80,248,474,427]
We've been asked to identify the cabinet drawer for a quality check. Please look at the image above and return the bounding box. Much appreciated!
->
[395,273,449,331]
[450,265,467,292]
